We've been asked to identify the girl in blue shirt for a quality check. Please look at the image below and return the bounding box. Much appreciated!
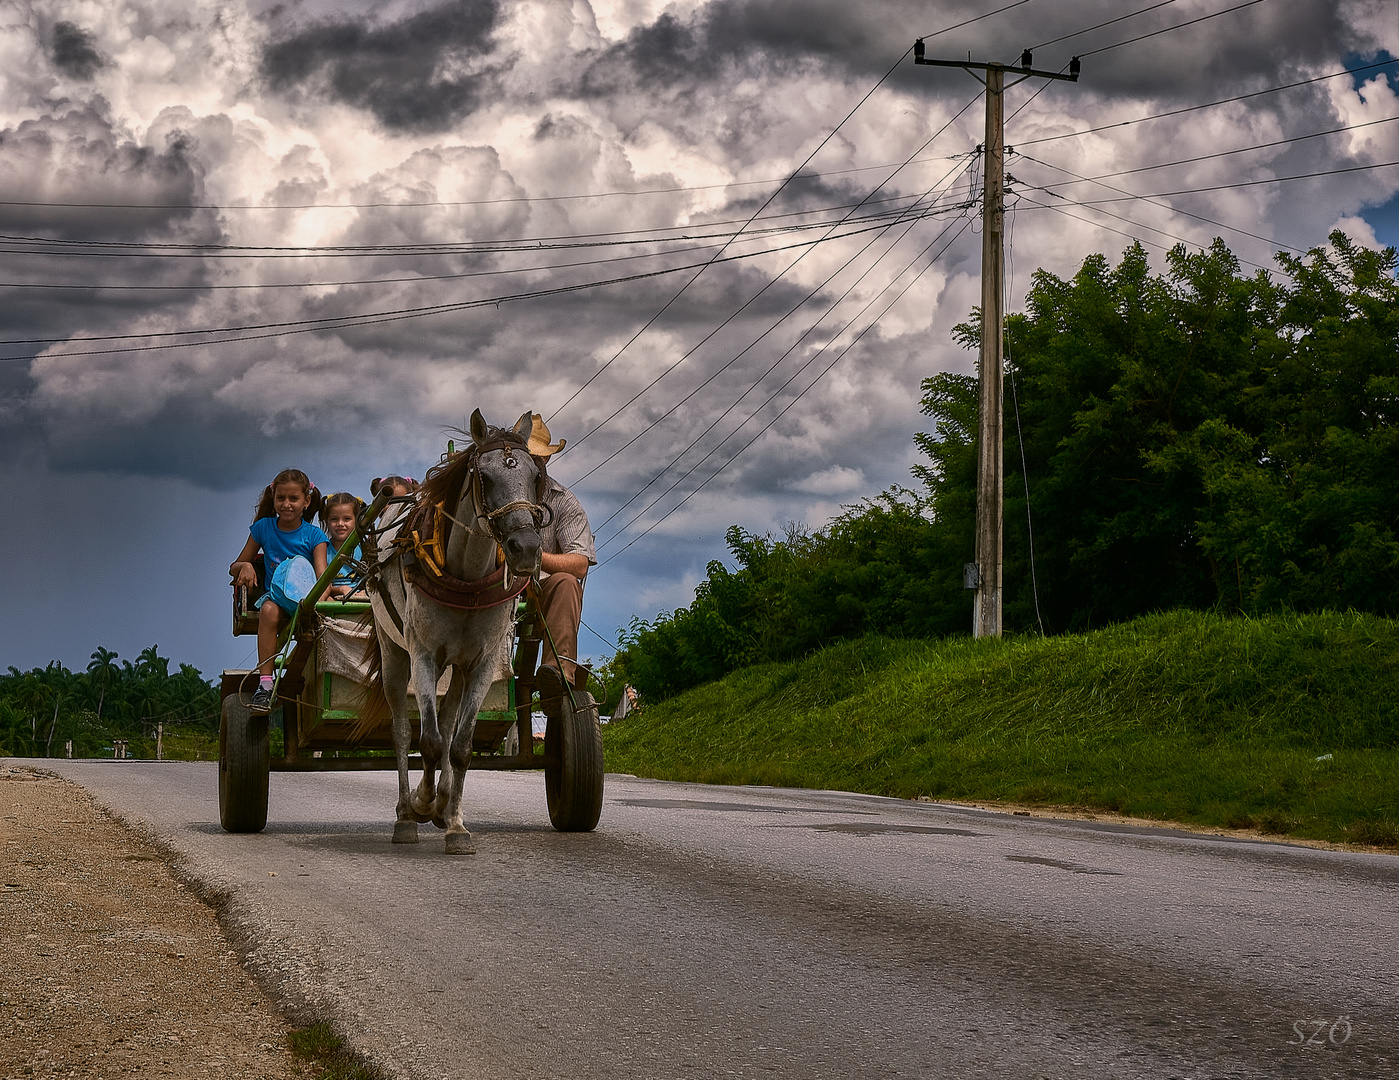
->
[229,468,329,713]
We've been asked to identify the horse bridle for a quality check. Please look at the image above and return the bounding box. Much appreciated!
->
[457,439,553,545]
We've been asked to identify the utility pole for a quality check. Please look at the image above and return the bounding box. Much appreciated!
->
[914,41,1079,637]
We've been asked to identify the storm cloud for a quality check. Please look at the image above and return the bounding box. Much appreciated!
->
[51,21,104,80]
[261,0,505,131]
[0,0,1396,675]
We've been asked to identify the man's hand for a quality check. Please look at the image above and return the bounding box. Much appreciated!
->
[540,551,590,579]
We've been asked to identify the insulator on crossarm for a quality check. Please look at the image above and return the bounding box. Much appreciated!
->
[1020,49,1032,70]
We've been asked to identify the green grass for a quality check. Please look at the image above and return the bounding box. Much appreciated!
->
[288,1023,382,1080]
[603,610,1399,847]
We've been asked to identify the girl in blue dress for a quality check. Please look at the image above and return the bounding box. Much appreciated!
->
[320,492,365,600]
[229,469,329,713]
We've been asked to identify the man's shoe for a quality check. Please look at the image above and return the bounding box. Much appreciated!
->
[535,664,567,717]
[249,686,274,714]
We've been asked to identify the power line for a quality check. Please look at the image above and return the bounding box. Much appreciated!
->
[0,152,968,214]
[1012,152,1303,253]
[1057,158,1399,206]
[0,193,940,256]
[574,160,977,509]
[0,213,954,360]
[1016,59,1399,148]
[1012,194,1275,272]
[0,198,973,291]
[558,94,982,457]
[594,216,976,561]
[590,218,973,570]
[546,45,917,426]
[1031,115,1399,189]
[588,205,972,539]
[921,0,1039,40]
[1028,0,1180,50]
[1077,0,1268,58]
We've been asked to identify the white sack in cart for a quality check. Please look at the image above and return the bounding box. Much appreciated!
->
[316,616,514,712]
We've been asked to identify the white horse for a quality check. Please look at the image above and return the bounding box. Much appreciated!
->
[363,410,545,854]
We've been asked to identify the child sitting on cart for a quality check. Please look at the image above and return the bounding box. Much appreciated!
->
[230,469,329,714]
[320,491,366,600]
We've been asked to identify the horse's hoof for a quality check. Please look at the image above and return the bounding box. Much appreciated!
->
[409,808,434,824]
[392,821,419,844]
[432,815,448,830]
[444,831,476,856]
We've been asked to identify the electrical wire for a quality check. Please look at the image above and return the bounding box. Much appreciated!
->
[1012,193,1275,272]
[0,212,959,351]
[920,0,1039,40]
[0,192,945,256]
[595,215,975,566]
[1031,115,1399,189]
[1049,157,1399,206]
[1028,0,1180,50]
[1016,59,1398,148]
[546,44,917,426]
[558,93,982,458]
[1077,0,1268,58]
[578,160,978,524]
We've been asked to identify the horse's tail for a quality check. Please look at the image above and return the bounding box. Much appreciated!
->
[349,612,392,743]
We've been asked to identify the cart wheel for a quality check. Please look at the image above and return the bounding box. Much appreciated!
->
[544,689,604,832]
[219,693,269,833]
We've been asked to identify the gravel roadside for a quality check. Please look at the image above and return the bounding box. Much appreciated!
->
[0,765,310,1080]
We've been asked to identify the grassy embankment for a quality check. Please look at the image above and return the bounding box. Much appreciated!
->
[602,610,1399,847]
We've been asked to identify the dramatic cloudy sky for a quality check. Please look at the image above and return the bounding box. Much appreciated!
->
[1,0,1396,681]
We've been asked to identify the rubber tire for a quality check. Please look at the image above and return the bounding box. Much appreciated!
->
[219,693,270,833]
[544,690,604,832]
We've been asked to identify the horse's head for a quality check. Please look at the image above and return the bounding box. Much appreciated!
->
[467,409,545,575]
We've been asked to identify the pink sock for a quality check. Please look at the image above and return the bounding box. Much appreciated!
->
[259,676,274,690]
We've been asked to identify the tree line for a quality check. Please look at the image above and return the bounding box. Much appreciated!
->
[615,232,1399,700]
[0,646,219,758]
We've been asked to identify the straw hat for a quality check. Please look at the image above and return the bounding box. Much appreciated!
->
[527,413,566,457]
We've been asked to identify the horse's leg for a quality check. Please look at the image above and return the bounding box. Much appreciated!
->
[380,642,418,844]
[408,647,444,823]
[431,669,467,829]
[441,658,497,855]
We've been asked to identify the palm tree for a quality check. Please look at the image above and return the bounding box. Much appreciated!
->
[86,647,119,721]
[136,646,169,680]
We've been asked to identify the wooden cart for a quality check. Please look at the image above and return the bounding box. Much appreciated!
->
[217,491,604,836]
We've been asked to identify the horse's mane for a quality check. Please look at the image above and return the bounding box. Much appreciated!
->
[417,426,530,511]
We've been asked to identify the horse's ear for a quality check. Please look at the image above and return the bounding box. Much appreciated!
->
[512,411,532,441]
[469,409,488,446]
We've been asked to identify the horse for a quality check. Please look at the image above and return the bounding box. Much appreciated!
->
[362,409,546,854]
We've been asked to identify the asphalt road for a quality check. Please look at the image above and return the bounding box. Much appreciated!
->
[21,760,1397,1080]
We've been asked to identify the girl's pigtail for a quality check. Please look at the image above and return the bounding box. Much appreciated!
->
[304,484,326,524]
[253,484,275,522]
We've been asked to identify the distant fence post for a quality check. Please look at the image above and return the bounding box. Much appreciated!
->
[156,722,164,761]
[65,740,72,759]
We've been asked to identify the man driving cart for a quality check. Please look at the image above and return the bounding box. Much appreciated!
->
[524,415,596,722]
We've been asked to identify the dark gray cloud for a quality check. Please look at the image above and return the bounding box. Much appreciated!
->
[261,0,504,132]
[3,0,1397,677]
[51,21,105,80]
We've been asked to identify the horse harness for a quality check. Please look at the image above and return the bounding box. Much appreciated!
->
[364,437,552,623]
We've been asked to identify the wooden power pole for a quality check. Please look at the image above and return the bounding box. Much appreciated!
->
[913,41,1079,637]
